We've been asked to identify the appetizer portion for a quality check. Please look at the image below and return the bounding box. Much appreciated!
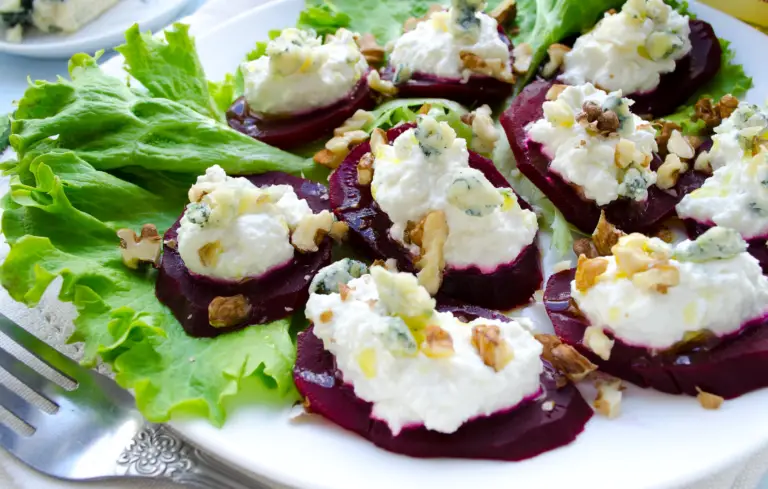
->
[1,0,119,42]
[545,228,768,398]
[501,81,700,233]
[227,28,375,150]
[156,165,334,338]
[381,0,515,106]
[677,102,768,271]
[553,0,721,117]
[295,264,593,460]
[330,115,542,310]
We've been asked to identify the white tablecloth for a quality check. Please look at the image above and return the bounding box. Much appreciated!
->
[1,0,768,487]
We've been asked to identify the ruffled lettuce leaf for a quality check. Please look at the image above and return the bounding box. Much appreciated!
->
[367,98,470,138]
[116,24,224,122]
[663,40,753,133]
[0,152,297,425]
[297,1,351,37]
[11,50,310,177]
[0,113,9,153]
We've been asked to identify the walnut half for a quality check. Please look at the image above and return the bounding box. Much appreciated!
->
[209,295,252,328]
[535,334,597,383]
[117,224,162,269]
[472,324,514,372]
[592,211,625,256]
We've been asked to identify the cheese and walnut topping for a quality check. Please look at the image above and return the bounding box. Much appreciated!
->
[305,265,543,435]
[572,228,768,350]
[677,104,768,239]
[372,115,538,273]
[560,0,692,95]
[241,28,368,115]
[527,83,658,205]
[388,0,513,83]
[176,165,332,280]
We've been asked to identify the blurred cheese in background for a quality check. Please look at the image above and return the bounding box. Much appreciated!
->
[699,0,768,31]
[0,0,120,42]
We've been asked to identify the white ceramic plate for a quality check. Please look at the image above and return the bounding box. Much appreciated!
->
[102,1,768,488]
[0,0,194,59]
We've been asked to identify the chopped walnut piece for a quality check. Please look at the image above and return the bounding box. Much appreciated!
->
[545,83,568,101]
[334,109,375,137]
[472,324,514,372]
[592,211,625,256]
[631,264,680,294]
[594,377,623,418]
[583,326,614,361]
[694,150,713,174]
[656,154,689,190]
[370,128,388,155]
[117,224,162,269]
[315,129,369,169]
[717,94,739,120]
[667,130,695,159]
[292,210,334,253]
[198,240,223,268]
[422,324,455,358]
[329,221,349,242]
[577,101,619,136]
[356,33,385,66]
[367,70,398,96]
[468,105,499,154]
[693,97,720,129]
[574,255,609,292]
[654,120,682,157]
[490,0,517,24]
[535,334,597,382]
[403,4,443,31]
[209,295,251,328]
[357,152,374,185]
[313,149,341,169]
[512,43,533,74]
[696,387,724,410]
[164,238,177,250]
[460,51,516,84]
[541,43,571,78]
[404,217,426,247]
[573,238,600,259]
[416,210,449,295]
[655,227,674,243]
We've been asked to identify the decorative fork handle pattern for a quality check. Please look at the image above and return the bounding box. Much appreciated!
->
[116,424,273,489]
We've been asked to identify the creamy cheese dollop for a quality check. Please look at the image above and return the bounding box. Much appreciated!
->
[560,0,692,95]
[241,28,368,115]
[176,165,314,280]
[677,104,768,238]
[388,0,511,80]
[305,265,544,435]
[572,229,768,350]
[372,116,538,271]
[527,83,658,205]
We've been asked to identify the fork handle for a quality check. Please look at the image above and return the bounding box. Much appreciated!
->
[117,424,275,489]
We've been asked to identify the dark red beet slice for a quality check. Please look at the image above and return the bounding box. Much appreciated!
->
[501,79,693,234]
[626,20,722,118]
[381,26,514,107]
[156,172,332,338]
[544,269,768,399]
[226,75,376,150]
[329,123,542,310]
[294,304,593,460]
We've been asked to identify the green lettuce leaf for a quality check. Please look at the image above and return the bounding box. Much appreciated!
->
[10,52,311,177]
[297,2,351,37]
[367,98,470,138]
[0,113,9,153]
[514,0,625,86]
[0,153,297,425]
[117,24,223,121]
[663,40,753,133]
[208,74,237,116]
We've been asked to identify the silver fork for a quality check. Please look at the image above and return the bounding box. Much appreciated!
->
[0,313,273,489]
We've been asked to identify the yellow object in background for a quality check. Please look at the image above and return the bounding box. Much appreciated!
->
[699,0,768,30]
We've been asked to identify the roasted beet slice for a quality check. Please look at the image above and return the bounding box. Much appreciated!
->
[156,172,332,338]
[381,27,514,107]
[329,124,542,310]
[227,75,376,150]
[501,79,693,234]
[627,20,722,118]
[544,269,768,399]
[294,304,593,461]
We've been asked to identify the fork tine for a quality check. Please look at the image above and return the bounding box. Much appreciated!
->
[0,420,24,447]
[0,348,67,405]
[0,314,81,380]
[0,383,48,429]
